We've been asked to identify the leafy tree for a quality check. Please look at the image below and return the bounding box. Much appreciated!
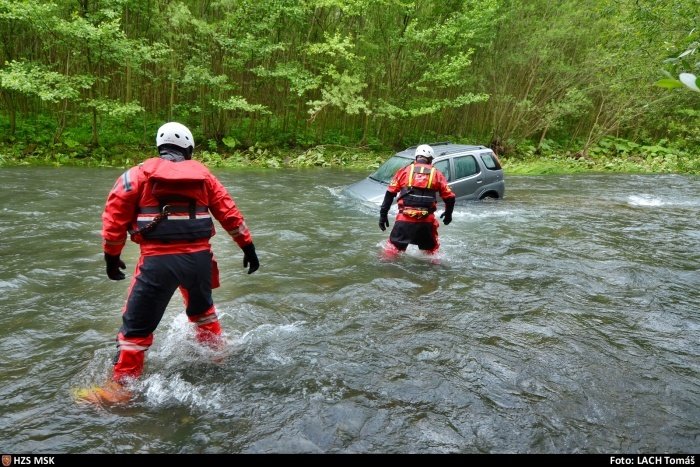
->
[0,0,697,164]
[657,41,700,93]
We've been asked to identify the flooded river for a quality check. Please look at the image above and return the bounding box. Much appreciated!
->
[0,168,697,453]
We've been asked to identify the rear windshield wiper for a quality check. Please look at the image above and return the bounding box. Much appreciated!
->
[369,176,388,183]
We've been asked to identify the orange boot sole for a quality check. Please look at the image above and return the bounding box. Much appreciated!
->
[73,381,132,405]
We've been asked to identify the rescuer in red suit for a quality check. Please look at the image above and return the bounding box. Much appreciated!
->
[93,122,259,403]
[379,144,455,257]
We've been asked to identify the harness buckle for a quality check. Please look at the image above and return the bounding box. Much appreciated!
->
[402,207,430,219]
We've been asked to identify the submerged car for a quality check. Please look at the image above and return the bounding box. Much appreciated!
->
[344,142,505,204]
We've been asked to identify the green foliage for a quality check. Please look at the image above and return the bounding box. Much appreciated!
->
[655,78,685,90]
[305,32,369,120]
[0,0,55,21]
[662,109,700,170]
[656,31,700,93]
[0,61,93,102]
[307,68,369,119]
[0,114,57,144]
[211,96,270,113]
[222,136,239,149]
[501,136,699,175]
[84,99,144,118]
[0,0,698,173]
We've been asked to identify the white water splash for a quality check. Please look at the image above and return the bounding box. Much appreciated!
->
[627,195,664,207]
[453,208,522,220]
[375,239,447,265]
[131,314,305,409]
[149,312,244,367]
[140,373,226,410]
[239,321,304,344]
[0,277,27,290]
[325,185,347,198]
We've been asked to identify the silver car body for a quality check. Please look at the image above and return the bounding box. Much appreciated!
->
[344,142,505,204]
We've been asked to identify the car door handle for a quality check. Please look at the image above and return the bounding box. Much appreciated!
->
[476,179,483,184]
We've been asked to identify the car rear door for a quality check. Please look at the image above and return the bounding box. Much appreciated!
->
[477,151,503,187]
[448,154,482,200]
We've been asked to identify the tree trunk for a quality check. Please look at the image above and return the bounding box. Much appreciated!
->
[169,72,175,121]
[91,106,99,147]
[53,99,68,144]
[537,124,550,150]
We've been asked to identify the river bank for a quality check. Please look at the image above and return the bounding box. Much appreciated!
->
[1,143,698,175]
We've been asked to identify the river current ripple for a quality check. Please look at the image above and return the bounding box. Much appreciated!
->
[0,168,697,453]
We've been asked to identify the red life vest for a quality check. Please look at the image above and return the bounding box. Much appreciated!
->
[133,158,214,242]
[398,163,438,218]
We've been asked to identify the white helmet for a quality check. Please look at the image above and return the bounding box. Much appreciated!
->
[156,122,194,150]
[415,144,434,161]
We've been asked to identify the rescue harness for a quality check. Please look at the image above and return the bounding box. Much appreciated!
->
[131,174,214,243]
[129,204,172,240]
[398,163,438,219]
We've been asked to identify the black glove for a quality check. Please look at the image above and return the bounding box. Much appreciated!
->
[379,212,390,231]
[379,191,395,231]
[440,211,452,225]
[104,253,126,281]
[440,198,455,225]
[242,243,259,274]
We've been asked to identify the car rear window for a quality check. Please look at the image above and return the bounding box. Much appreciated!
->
[453,155,480,179]
[480,152,502,170]
[369,156,412,183]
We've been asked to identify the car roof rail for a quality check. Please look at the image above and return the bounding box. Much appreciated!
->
[437,144,488,156]
[405,141,489,156]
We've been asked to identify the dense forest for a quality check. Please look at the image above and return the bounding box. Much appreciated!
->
[0,0,698,171]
